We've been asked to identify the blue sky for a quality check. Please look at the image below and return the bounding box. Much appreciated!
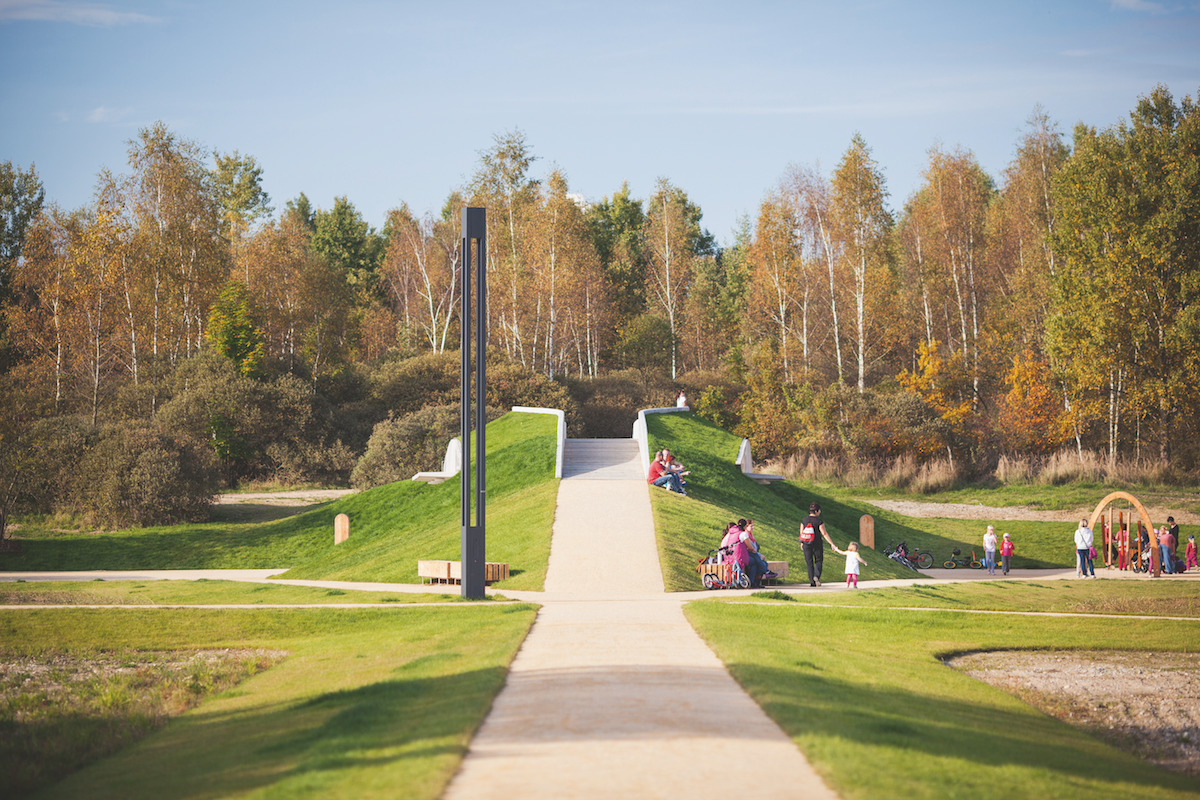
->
[2,0,1198,245]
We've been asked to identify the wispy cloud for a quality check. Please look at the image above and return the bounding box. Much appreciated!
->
[0,0,161,26]
[87,105,132,123]
[1110,0,1167,13]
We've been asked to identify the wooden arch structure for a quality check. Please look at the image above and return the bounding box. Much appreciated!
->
[1086,491,1159,576]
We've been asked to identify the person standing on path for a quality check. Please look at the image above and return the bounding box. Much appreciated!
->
[1000,533,1015,575]
[1158,526,1176,574]
[799,502,836,587]
[1075,518,1095,578]
[983,525,998,575]
[1186,535,1197,571]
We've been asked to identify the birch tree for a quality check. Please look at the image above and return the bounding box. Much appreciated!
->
[831,134,893,392]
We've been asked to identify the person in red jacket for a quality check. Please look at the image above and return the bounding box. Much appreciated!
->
[647,451,684,494]
[1000,533,1015,575]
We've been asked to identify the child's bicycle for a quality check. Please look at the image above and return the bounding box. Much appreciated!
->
[943,547,983,569]
[884,540,932,571]
[697,547,751,589]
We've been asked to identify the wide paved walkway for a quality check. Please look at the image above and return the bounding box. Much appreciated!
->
[442,440,838,800]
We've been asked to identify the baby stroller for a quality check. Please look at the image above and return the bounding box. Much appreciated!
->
[697,546,751,589]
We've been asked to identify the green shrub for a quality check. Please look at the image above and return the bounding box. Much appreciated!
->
[73,423,220,527]
[351,405,502,490]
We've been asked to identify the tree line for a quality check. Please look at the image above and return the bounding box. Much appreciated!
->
[2,85,1198,530]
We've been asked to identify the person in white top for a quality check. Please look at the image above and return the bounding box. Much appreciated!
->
[1074,518,1095,578]
[983,525,998,575]
[675,389,688,408]
[831,541,867,588]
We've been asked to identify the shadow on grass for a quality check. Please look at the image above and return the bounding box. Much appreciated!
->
[733,662,1196,796]
[43,667,509,799]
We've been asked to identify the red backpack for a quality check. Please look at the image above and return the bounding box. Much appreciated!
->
[799,522,815,543]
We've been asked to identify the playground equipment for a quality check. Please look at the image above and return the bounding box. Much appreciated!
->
[1087,491,1159,577]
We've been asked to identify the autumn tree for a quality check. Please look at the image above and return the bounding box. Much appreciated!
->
[748,192,803,380]
[469,130,539,362]
[784,164,844,384]
[380,202,460,352]
[918,146,995,405]
[1049,85,1200,465]
[124,122,228,373]
[831,134,894,392]
[986,107,1069,354]
[644,178,713,378]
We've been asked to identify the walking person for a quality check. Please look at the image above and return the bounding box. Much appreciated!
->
[1075,518,1095,578]
[1186,535,1197,571]
[799,502,836,587]
[832,541,867,588]
[1000,533,1014,575]
[983,525,998,575]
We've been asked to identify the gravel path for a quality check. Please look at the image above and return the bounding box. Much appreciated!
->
[865,499,1199,524]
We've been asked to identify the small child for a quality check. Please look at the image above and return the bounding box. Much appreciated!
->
[1000,533,1015,575]
[1187,535,1197,571]
[832,541,867,588]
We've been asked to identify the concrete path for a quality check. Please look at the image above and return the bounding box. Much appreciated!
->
[442,439,838,800]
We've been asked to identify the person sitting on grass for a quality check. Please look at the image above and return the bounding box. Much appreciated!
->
[647,451,684,494]
[662,449,690,490]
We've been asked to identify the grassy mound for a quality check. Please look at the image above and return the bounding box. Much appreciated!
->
[646,412,1095,591]
[644,412,922,590]
[6,412,559,591]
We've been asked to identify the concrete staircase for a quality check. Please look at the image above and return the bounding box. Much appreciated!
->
[561,438,642,480]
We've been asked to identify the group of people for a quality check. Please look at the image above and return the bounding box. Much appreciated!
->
[647,448,690,495]
[981,525,1015,575]
[1075,515,1195,576]
[718,519,777,588]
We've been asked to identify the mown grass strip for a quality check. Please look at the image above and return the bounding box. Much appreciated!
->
[744,578,1200,617]
[2,602,537,799]
[0,580,465,606]
[686,583,1199,800]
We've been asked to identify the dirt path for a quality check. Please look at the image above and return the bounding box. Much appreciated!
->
[215,489,356,506]
[864,499,1200,525]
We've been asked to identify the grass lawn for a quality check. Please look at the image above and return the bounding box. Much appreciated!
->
[3,411,559,591]
[0,580,470,605]
[644,412,934,591]
[685,582,1200,800]
[1,601,537,799]
[750,577,1200,617]
[642,412,1180,586]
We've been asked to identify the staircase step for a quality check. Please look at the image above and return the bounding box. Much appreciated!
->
[562,438,643,480]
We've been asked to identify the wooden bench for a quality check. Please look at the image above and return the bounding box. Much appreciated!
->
[417,560,510,585]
